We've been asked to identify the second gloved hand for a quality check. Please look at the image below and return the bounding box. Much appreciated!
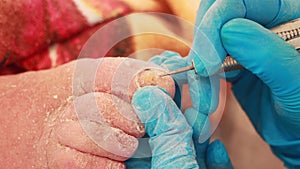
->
[148,52,233,169]
[220,18,300,168]
[187,0,300,168]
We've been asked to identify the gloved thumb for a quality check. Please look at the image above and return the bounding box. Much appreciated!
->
[132,86,198,169]
[221,18,300,98]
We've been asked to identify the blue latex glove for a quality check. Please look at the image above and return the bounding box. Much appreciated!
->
[221,18,300,168]
[189,0,300,168]
[148,52,233,169]
[130,86,199,169]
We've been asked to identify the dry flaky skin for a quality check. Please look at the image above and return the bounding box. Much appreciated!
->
[0,57,174,169]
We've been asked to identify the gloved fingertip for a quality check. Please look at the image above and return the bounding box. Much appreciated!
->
[132,85,169,108]
[188,73,220,115]
[132,86,171,132]
[184,108,211,143]
[206,140,233,169]
[189,30,227,76]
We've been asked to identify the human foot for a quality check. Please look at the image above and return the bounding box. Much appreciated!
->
[0,57,174,168]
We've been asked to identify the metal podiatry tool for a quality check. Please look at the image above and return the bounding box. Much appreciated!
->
[160,18,300,77]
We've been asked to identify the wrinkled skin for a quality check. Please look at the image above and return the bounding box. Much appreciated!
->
[0,57,174,169]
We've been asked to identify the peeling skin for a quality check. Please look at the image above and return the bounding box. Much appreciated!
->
[0,57,175,168]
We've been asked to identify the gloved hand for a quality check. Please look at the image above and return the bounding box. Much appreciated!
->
[129,86,199,169]
[189,0,300,168]
[147,52,233,169]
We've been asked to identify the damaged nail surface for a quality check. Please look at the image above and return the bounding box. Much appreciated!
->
[135,68,175,98]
